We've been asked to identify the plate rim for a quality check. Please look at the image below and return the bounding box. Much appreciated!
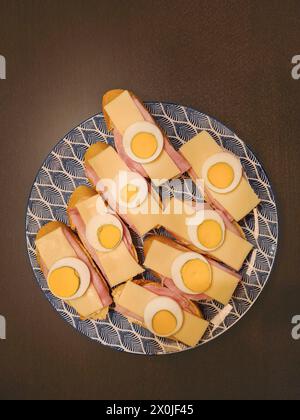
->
[25,101,280,355]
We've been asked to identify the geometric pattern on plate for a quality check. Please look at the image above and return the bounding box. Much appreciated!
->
[25,102,279,355]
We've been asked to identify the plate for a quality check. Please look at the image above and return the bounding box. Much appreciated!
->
[25,102,279,355]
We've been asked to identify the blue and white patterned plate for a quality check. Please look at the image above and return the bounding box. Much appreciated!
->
[25,102,278,355]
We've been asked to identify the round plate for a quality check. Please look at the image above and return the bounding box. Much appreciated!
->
[25,102,279,355]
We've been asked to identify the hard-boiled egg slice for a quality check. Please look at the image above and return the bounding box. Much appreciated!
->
[47,257,90,300]
[144,296,183,337]
[115,171,149,209]
[202,152,242,194]
[86,214,123,253]
[187,210,225,252]
[172,252,212,295]
[123,121,164,164]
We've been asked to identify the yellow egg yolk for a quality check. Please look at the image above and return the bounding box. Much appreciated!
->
[131,132,158,159]
[207,162,234,189]
[197,219,223,249]
[152,310,177,336]
[181,259,212,293]
[97,224,122,250]
[48,267,80,298]
[121,184,139,203]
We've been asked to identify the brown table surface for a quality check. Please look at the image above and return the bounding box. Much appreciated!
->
[0,0,299,401]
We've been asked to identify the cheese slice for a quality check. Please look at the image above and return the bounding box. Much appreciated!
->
[104,90,182,186]
[104,90,145,135]
[180,131,260,221]
[142,150,180,186]
[144,239,239,305]
[160,198,253,272]
[87,145,162,235]
[75,194,144,287]
[36,227,103,317]
[117,281,209,347]
[89,146,129,182]
[36,226,76,269]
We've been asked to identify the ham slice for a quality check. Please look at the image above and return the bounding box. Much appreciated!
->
[84,162,142,235]
[114,304,144,323]
[114,129,148,178]
[62,227,112,307]
[68,207,110,282]
[68,207,138,280]
[163,277,210,302]
[39,227,112,308]
[113,96,191,179]
[189,167,249,226]
[184,171,244,238]
[143,283,199,316]
[133,98,191,175]
[85,161,100,188]
[114,281,201,324]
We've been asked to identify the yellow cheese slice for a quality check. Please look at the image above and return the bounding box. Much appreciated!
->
[36,226,76,269]
[160,198,253,272]
[87,145,162,235]
[144,239,239,305]
[89,146,129,182]
[142,151,180,186]
[75,194,144,287]
[117,281,209,347]
[103,90,182,185]
[180,131,260,221]
[208,180,260,223]
[104,90,145,135]
[36,227,103,317]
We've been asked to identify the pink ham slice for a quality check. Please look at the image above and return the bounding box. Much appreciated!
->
[68,206,138,280]
[85,162,101,189]
[114,129,148,178]
[114,304,144,323]
[114,282,201,324]
[84,162,142,235]
[143,283,199,316]
[39,227,112,308]
[184,172,244,239]
[62,227,112,307]
[113,96,191,179]
[133,98,191,175]
[163,277,210,301]
[189,166,250,226]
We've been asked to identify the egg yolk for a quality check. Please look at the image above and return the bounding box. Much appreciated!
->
[121,184,139,203]
[207,162,234,189]
[131,132,158,159]
[181,259,212,293]
[97,224,121,250]
[152,310,177,336]
[48,267,80,298]
[197,219,223,249]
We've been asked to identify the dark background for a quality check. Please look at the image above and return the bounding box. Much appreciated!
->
[0,0,299,400]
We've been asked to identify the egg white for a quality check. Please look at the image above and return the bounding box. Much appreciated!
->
[123,121,164,164]
[47,257,90,300]
[86,214,123,253]
[202,152,242,194]
[187,209,225,252]
[171,252,212,295]
[144,296,183,337]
